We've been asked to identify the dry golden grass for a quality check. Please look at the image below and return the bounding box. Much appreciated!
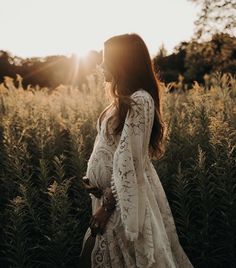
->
[0,72,235,267]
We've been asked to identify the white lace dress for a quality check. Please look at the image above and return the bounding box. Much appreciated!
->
[80,89,194,268]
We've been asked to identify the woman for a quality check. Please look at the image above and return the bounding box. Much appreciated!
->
[79,33,194,268]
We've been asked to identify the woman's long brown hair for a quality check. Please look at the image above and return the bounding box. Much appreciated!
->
[99,33,166,160]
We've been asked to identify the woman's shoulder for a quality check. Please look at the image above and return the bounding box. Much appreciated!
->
[130,88,154,107]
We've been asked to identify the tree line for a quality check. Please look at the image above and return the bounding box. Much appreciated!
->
[0,50,102,88]
[154,33,236,85]
[0,32,235,89]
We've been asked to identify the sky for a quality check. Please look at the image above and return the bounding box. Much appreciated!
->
[0,0,201,59]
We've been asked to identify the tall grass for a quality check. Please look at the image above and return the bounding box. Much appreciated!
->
[0,72,235,267]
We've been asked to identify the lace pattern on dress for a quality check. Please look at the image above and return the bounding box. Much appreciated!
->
[84,89,194,268]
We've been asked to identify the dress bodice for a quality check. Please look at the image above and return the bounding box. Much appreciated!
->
[85,104,120,190]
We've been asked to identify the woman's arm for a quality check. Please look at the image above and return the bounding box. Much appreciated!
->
[109,90,155,241]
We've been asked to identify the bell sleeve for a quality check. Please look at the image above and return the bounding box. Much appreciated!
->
[110,90,155,241]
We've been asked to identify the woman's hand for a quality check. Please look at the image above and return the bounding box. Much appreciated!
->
[81,176,103,198]
[89,206,113,236]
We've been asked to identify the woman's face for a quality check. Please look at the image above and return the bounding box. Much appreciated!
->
[100,60,113,82]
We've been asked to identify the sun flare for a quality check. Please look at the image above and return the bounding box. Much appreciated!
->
[74,48,93,61]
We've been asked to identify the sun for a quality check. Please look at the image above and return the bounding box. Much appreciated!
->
[67,47,103,85]
[74,48,92,61]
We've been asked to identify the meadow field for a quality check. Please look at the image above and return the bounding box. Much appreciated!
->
[0,73,235,267]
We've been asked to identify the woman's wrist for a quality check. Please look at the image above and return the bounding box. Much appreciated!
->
[101,187,116,213]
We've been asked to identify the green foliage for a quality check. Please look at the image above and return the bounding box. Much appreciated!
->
[188,0,236,39]
[156,73,236,267]
[184,33,236,82]
[0,73,235,267]
[153,33,236,84]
